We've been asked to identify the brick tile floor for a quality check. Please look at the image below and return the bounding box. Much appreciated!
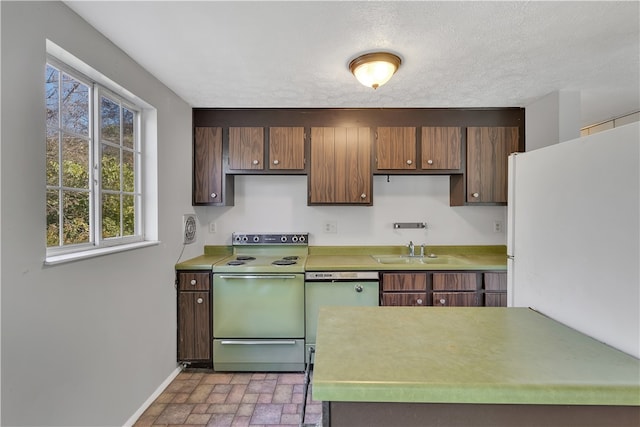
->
[133,371,322,427]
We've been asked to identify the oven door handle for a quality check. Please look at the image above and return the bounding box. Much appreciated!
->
[220,340,297,345]
[217,274,298,280]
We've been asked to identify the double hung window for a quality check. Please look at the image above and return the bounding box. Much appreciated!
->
[46,59,145,260]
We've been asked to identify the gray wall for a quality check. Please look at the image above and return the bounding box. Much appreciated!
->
[1,2,199,425]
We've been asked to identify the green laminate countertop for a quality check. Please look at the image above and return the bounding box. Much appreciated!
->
[175,246,232,270]
[176,245,506,271]
[312,306,640,406]
[306,245,506,271]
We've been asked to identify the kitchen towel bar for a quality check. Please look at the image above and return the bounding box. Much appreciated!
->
[393,222,427,229]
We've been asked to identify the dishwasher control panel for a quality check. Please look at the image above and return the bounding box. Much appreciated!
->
[305,271,379,280]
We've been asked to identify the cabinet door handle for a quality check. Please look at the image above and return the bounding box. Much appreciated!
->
[427,159,434,165]
[210,192,217,199]
[360,193,367,199]
[273,159,279,165]
[416,298,423,305]
[196,297,204,304]
[472,192,479,198]
[439,298,446,305]
[190,279,197,286]
[406,159,413,165]
[252,159,259,165]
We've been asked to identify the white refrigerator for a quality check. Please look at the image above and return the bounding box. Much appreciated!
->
[507,122,639,358]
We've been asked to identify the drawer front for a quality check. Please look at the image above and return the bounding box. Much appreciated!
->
[382,273,427,291]
[433,292,479,307]
[484,272,507,291]
[178,272,211,291]
[213,339,304,372]
[485,292,507,307]
[382,292,427,307]
[432,273,477,291]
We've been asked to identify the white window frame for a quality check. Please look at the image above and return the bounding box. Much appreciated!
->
[45,43,158,265]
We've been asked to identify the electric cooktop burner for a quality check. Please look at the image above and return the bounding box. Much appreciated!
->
[282,256,299,260]
[236,256,256,261]
[227,260,246,266]
[272,259,297,266]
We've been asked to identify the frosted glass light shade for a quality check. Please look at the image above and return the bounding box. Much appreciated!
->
[349,52,401,89]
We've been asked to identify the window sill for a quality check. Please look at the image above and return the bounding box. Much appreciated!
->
[44,240,160,266]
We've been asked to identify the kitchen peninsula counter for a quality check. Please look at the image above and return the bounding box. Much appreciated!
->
[312,306,640,427]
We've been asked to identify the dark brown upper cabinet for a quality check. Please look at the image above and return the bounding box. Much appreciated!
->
[375,127,417,170]
[421,127,462,170]
[228,127,264,170]
[193,127,232,206]
[309,127,372,205]
[268,127,305,170]
[451,126,520,205]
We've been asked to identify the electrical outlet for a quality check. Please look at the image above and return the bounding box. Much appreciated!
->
[493,220,503,233]
[323,220,338,234]
[209,222,217,233]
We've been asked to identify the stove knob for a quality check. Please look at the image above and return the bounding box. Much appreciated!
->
[242,236,249,242]
[292,236,298,242]
[234,235,242,242]
[298,235,306,242]
[280,236,287,242]
[253,236,260,243]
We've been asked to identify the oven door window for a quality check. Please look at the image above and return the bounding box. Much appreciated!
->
[213,274,304,338]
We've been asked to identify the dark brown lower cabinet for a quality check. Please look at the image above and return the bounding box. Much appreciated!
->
[380,271,507,307]
[485,292,508,307]
[382,292,427,306]
[484,272,507,307]
[433,291,480,307]
[380,273,428,306]
[432,272,480,307]
[177,271,212,367]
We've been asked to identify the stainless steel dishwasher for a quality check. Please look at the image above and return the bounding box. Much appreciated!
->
[304,271,379,362]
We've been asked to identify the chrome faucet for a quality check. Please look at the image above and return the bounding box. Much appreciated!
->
[408,241,415,257]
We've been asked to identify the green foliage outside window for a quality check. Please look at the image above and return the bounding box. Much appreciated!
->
[46,63,137,248]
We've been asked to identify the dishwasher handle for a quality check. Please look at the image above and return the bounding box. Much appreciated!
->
[217,274,298,280]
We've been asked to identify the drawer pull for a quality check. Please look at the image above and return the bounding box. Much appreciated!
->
[196,297,203,304]
[190,279,197,286]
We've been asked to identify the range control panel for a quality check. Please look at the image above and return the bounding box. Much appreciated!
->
[232,232,309,245]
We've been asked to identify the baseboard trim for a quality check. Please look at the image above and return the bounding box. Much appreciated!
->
[123,365,182,427]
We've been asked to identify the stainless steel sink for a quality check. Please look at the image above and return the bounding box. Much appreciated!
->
[371,254,469,265]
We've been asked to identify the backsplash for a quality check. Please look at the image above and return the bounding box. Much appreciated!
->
[197,174,507,246]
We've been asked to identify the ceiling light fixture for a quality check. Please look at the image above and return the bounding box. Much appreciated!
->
[349,52,402,90]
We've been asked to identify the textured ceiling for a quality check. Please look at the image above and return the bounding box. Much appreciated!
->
[65,1,639,128]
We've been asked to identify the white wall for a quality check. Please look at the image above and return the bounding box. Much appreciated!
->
[198,175,508,246]
[525,90,581,151]
[1,2,196,425]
